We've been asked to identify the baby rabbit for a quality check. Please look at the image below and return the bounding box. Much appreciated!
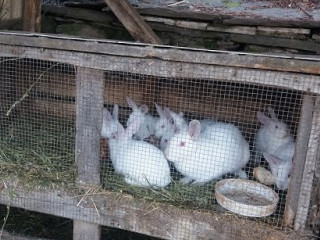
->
[165,119,250,185]
[126,97,158,140]
[101,104,122,138]
[108,117,171,188]
[254,107,294,164]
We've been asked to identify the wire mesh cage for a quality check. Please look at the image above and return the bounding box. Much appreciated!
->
[0,32,319,240]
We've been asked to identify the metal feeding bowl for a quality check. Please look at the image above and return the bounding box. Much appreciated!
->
[215,179,279,217]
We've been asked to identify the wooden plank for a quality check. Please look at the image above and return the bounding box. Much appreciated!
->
[230,34,320,53]
[75,67,104,239]
[159,86,268,124]
[31,99,76,118]
[104,0,162,44]
[257,26,310,39]
[207,25,256,35]
[0,230,50,240]
[0,44,319,95]
[0,0,23,20]
[294,96,320,230]
[33,72,146,107]
[137,8,320,28]
[75,67,104,185]
[0,33,320,75]
[42,5,114,25]
[73,221,101,240]
[284,95,315,227]
[23,0,41,32]
[0,185,312,240]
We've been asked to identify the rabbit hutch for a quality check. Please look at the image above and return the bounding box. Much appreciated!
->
[0,29,319,240]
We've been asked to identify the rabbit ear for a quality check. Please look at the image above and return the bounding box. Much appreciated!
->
[268,107,278,120]
[178,112,184,117]
[171,111,187,131]
[124,117,141,139]
[257,111,271,125]
[113,104,119,120]
[263,152,281,166]
[139,104,149,114]
[103,108,112,122]
[189,120,201,139]
[163,108,173,122]
[114,122,125,139]
[155,103,164,117]
[126,96,138,110]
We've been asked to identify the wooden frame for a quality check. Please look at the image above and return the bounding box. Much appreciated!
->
[0,31,319,240]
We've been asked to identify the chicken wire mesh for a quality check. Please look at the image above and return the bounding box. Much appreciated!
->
[100,69,303,223]
[0,37,318,239]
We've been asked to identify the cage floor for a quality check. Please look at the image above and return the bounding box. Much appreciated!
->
[0,113,285,227]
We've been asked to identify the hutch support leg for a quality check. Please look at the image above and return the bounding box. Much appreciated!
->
[284,95,314,226]
[74,67,105,240]
[295,96,320,230]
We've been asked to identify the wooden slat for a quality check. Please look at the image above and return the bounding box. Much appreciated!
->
[294,96,320,230]
[42,5,114,25]
[0,32,320,75]
[23,0,41,32]
[284,95,315,227]
[0,44,319,95]
[104,0,162,44]
[230,34,320,53]
[0,185,312,240]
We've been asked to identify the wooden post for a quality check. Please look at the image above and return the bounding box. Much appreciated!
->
[23,0,41,32]
[294,96,320,230]
[284,95,315,226]
[104,0,162,44]
[73,221,101,240]
[74,67,105,240]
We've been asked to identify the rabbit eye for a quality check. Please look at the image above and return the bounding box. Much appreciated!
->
[179,142,185,147]
[161,125,165,128]
[275,125,278,129]
[164,139,168,143]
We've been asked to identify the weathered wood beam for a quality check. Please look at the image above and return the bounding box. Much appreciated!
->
[284,95,315,227]
[74,67,105,240]
[1,43,319,95]
[230,34,320,53]
[42,5,114,25]
[23,0,41,32]
[103,0,162,44]
[0,185,312,240]
[0,33,319,75]
[294,96,320,230]
[138,8,320,28]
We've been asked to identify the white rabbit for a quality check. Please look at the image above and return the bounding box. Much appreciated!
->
[126,97,158,140]
[108,117,171,188]
[161,108,216,151]
[254,107,294,164]
[101,104,122,138]
[263,140,294,190]
[154,104,184,151]
[165,120,250,185]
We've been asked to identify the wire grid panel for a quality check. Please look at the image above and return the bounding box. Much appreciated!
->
[0,41,319,239]
[100,63,306,226]
[0,57,76,188]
